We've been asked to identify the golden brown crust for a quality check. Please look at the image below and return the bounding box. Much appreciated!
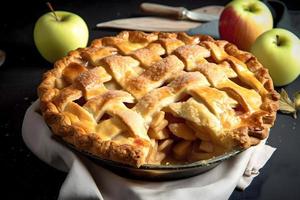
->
[38,31,279,167]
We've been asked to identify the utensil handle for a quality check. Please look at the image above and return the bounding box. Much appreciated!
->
[140,3,187,19]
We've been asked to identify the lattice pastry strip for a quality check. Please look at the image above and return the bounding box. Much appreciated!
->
[167,98,223,143]
[52,86,82,111]
[74,66,112,100]
[102,55,142,89]
[186,120,211,142]
[158,37,185,55]
[81,46,118,66]
[176,32,200,45]
[188,87,240,128]
[100,31,158,55]
[103,54,185,99]
[82,90,133,121]
[82,90,149,141]
[202,41,268,95]
[62,62,87,85]
[95,117,125,141]
[62,102,96,133]
[196,62,262,113]
[130,44,164,68]
[134,71,210,125]
[173,44,210,71]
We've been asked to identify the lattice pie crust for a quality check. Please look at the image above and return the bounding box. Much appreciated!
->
[38,31,279,167]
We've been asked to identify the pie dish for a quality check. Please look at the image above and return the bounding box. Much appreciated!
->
[38,31,279,168]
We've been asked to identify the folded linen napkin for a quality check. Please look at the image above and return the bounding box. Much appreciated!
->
[22,100,276,200]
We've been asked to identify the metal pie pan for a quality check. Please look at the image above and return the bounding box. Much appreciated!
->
[59,138,242,181]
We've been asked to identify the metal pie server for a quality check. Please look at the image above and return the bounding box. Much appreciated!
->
[140,2,219,21]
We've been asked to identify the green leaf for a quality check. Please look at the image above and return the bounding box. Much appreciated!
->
[279,89,297,119]
[294,91,300,110]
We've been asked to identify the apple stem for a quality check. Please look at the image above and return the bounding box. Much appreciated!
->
[46,2,60,21]
[276,35,280,46]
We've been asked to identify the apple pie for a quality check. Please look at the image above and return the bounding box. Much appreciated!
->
[38,31,279,167]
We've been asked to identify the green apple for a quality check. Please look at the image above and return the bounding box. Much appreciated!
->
[251,28,300,86]
[34,11,89,63]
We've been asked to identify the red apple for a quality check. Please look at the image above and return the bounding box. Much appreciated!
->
[219,0,273,51]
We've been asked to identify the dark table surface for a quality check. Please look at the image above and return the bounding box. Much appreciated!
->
[1,0,300,199]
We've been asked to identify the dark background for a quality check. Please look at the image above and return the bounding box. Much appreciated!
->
[0,0,299,199]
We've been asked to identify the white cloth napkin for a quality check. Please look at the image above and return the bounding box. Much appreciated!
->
[22,100,276,200]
